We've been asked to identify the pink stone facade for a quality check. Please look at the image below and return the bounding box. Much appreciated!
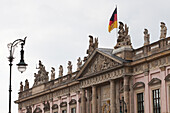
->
[15,31,170,113]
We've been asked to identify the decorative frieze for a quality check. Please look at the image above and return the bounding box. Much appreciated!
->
[81,69,123,88]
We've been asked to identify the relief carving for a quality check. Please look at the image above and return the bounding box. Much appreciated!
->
[26,106,32,113]
[43,101,50,111]
[84,54,120,76]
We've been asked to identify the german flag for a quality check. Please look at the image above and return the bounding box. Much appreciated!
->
[108,7,118,32]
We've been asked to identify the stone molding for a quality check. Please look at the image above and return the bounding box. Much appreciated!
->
[148,78,161,86]
[133,82,145,90]
[69,99,77,105]
[52,104,58,110]
[60,101,67,107]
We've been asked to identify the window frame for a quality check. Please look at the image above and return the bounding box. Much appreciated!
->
[135,88,145,113]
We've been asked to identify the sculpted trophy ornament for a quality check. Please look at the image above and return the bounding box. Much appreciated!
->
[33,60,49,86]
[114,22,132,49]
[24,79,29,91]
[144,28,150,45]
[67,61,72,74]
[59,65,63,77]
[20,81,23,92]
[51,67,55,80]
[160,22,167,39]
[77,57,82,71]
[43,101,50,111]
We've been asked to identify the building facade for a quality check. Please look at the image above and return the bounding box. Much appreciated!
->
[15,22,170,113]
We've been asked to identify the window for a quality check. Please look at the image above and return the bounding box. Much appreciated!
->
[54,112,58,113]
[62,110,67,113]
[137,93,144,113]
[152,89,161,113]
[71,107,76,113]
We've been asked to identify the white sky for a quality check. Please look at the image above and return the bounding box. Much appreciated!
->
[0,0,170,112]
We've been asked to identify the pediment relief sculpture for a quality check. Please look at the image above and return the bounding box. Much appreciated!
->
[83,54,120,76]
[33,60,49,86]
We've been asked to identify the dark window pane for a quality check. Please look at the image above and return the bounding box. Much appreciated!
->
[137,93,144,113]
[152,89,161,113]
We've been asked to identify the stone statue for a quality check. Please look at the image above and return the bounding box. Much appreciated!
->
[24,79,29,91]
[33,60,49,86]
[26,106,32,113]
[43,101,50,111]
[114,21,132,49]
[144,28,150,45]
[77,57,82,71]
[160,22,167,39]
[86,35,98,56]
[59,65,63,77]
[20,82,23,92]
[67,61,72,74]
[51,67,55,80]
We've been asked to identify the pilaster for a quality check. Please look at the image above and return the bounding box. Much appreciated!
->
[110,80,116,113]
[92,85,97,113]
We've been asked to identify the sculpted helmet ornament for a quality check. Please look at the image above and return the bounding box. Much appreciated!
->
[144,28,150,45]
[51,67,55,80]
[160,22,167,39]
[114,22,132,49]
[59,65,63,77]
[33,60,49,86]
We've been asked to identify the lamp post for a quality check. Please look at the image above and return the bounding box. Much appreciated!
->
[119,97,127,113]
[7,37,28,113]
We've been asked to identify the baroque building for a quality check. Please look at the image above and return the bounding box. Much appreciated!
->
[15,22,170,113]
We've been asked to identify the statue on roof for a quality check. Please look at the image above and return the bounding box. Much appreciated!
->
[160,22,167,39]
[86,35,98,56]
[33,60,49,86]
[51,67,55,80]
[24,79,29,90]
[144,28,150,45]
[77,57,82,71]
[59,65,63,77]
[114,22,132,49]
[67,61,72,74]
[20,81,23,92]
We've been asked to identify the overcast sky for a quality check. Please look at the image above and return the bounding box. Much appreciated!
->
[0,0,170,112]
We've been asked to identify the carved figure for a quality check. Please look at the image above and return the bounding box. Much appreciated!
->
[77,57,82,71]
[86,35,99,56]
[43,101,50,111]
[102,100,110,113]
[51,67,55,80]
[33,60,49,86]
[26,106,32,113]
[24,79,29,90]
[114,21,132,49]
[160,22,167,39]
[59,65,63,77]
[144,28,150,45]
[20,82,23,92]
[67,61,72,74]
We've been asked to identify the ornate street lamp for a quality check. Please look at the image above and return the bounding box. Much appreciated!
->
[7,37,27,113]
[119,97,127,113]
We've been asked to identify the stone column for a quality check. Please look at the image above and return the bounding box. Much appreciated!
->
[92,85,97,113]
[81,89,86,113]
[67,94,70,113]
[87,89,90,113]
[124,76,130,113]
[116,80,120,113]
[110,80,116,113]
[76,91,80,113]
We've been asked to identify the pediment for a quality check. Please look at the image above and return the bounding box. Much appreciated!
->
[77,49,123,79]
[148,78,161,86]
[60,102,67,107]
[165,74,170,81]
[52,104,58,109]
[133,82,145,90]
